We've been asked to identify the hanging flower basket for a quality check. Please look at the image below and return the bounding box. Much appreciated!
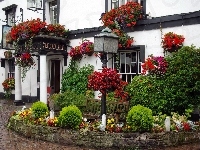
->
[141,55,168,77]
[69,46,83,61]
[161,32,185,53]
[15,53,35,82]
[80,40,94,56]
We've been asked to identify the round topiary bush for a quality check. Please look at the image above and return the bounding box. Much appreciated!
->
[58,105,82,129]
[31,101,49,119]
[126,105,153,132]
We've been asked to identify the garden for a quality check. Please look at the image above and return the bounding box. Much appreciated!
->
[5,1,200,150]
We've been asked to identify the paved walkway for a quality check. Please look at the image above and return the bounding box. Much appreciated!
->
[0,100,91,150]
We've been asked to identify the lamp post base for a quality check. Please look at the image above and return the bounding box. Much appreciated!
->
[14,100,25,106]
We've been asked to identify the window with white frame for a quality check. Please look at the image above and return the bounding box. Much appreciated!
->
[7,59,15,78]
[2,4,17,26]
[7,12,15,26]
[49,0,57,24]
[112,50,142,83]
[107,0,146,16]
[108,0,140,10]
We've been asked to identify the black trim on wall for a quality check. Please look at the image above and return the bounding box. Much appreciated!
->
[68,10,200,40]
[105,0,108,12]
[2,4,17,12]
[57,0,60,23]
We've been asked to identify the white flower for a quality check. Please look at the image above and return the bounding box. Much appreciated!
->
[21,106,26,111]
[83,118,87,122]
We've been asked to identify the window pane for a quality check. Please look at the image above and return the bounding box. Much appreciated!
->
[131,51,137,62]
[131,63,137,73]
[49,0,57,24]
[112,0,119,9]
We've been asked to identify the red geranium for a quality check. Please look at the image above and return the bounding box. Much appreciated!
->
[142,55,168,77]
[68,46,83,61]
[88,68,128,100]
[161,32,185,52]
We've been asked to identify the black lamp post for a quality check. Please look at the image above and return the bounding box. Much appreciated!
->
[94,27,119,119]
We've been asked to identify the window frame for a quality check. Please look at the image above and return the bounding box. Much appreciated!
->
[45,0,60,24]
[106,0,146,17]
[2,4,17,26]
[7,58,15,78]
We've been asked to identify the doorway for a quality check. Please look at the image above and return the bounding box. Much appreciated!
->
[50,60,60,94]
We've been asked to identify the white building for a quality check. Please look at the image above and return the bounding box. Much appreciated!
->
[0,0,200,104]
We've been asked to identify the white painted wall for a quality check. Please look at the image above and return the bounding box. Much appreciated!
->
[147,0,200,17]
[59,0,105,30]
[0,0,200,99]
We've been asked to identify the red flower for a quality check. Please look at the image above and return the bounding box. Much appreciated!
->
[161,32,185,52]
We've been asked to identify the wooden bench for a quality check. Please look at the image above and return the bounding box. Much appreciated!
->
[82,99,129,123]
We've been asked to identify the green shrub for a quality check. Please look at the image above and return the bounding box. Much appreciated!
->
[127,46,200,115]
[163,45,200,114]
[58,105,82,129]
[31,101,48,119]
[126,75,167,115]
[55,90,87,110]
[126,105,153,132]
[61,61,94,95]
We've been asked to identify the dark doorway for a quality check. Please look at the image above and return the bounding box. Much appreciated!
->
[50,60,60,94]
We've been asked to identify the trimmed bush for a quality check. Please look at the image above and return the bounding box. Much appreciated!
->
[58,105,82,129]
[55,90,87,110]
[126,105,153,132]
[31,101,48,119]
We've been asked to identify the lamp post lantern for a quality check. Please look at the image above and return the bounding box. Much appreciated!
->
[94,27,119,129]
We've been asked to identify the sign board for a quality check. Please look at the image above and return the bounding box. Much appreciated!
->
[1,25,14,50]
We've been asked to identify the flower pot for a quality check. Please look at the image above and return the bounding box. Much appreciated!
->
[87,51,94,56]
[72,54,83,61]
[49,32,55,36]
[167,45,182,53]
[39,32,45,35]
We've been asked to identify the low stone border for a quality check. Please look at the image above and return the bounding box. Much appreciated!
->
[7,118,200,150]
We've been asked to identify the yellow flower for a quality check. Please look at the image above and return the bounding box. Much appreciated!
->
[111,118,115,122]
[39,118,42,121]
[110,124,114,128]
[107,119,112,124]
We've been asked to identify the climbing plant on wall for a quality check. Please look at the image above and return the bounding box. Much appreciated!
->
[100,1,142,48]
[61,60,94,95]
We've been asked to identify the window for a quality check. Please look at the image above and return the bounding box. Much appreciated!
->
[49,0,57,24]
[8,59,15,78]
[112,50,142,83]
[107,0,146,16]
[2,4,17,26]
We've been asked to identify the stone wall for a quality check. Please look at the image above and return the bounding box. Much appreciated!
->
[7,118,200,150]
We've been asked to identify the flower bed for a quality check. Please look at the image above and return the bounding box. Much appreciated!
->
[7,117,200,150]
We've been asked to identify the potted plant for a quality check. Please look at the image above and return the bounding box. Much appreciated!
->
[161,32,185,53]
[68,46,83,61]
[4,50,12,59]
[15,53,35,81]
[88,67,128,100]
[2,77,15,100]
[142,55,168,77]
[80,39,94,56]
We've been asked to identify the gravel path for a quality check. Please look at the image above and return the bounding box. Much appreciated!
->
[0,100,199,150]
